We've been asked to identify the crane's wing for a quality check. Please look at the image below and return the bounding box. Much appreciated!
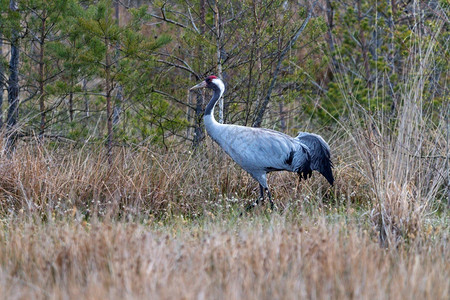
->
[296,132,334,185]
[212,125,309,175]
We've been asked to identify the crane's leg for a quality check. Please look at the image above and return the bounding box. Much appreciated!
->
[257,174,275,210]
[257,184,275,210]
[245,184,262,211]
[245,184,265,212]
[266,188,274,210]
[259,184,265,203]
[244,173,275,212]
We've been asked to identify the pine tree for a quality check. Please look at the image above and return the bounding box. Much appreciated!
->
[20,0,70,138]
[75,0,170,159]
[5,0,20,152]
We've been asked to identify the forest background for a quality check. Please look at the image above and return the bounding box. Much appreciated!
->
[0,0,448,299]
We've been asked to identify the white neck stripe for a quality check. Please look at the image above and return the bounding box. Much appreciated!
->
[212,78,225,98]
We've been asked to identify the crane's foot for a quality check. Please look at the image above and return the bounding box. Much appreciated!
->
[269,200,276,211]
[239,201,256,217]
[240,196,279,216]
[240,197,263,216]
[245,201,258,211]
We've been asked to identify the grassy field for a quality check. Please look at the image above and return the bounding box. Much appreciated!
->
[0,28,448,299]
[0,207,448,299]
[0,139,448,300]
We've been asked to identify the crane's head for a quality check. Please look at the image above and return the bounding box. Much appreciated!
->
[190,75,225,95]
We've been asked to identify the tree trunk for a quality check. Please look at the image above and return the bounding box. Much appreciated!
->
[192,0,206,148]
[279,101,286,132]
[325,0,338,73]
[0,30,4,130]
[252,8,312,128]
[387,0,398,115]
[6,0,20,152]
[447,101,450,209]
[113,86,122,127]
[192,90,205,148]
[244,47,255,126]
[69,91,74,122]
[105,38,113,164]
[186,85,192,139]
[214,0,223,124]
[83,78,89,118]
[38,12,47,138]
[357,0,370,83]
[113,0,123,128]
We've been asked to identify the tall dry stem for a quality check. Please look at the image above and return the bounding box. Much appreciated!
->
[338,21,447,246]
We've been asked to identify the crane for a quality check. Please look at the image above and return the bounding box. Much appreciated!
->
[190,75,334,210]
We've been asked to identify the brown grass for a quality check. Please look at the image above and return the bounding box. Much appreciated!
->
[0,215,448,300]
[0,138,345,220]
[0,138,448,299]
[0,104,447,300]
[0,117,447,300]
[0,20,447,299]
[331,27,448,246]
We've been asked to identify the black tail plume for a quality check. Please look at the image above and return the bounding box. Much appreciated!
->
[296,132,334,185]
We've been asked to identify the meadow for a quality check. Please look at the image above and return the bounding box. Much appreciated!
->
[0,1,448,298]
[0,60,448,299]
[0,128,448,299]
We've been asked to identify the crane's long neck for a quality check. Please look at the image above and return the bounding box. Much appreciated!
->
[203,82,225,142]
[204,86,223,118]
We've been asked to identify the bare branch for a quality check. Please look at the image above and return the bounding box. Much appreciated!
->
[153,89,195,110]
[156,59,199,78]
[252,1,317,127]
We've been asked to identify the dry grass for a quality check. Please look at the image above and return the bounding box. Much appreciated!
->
[0,139,344,221]
[0,139,448,299]
[331,27,448,246]
[0,19,448,298]
[0,214,448,300]
[0,122,447,300]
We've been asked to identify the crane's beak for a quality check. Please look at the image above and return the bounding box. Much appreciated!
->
[189,81,207,91]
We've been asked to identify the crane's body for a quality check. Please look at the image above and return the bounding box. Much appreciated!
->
[206,121,311,184]
[190,76,334,210]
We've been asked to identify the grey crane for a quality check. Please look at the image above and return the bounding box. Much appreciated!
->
[190,75,334,210]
